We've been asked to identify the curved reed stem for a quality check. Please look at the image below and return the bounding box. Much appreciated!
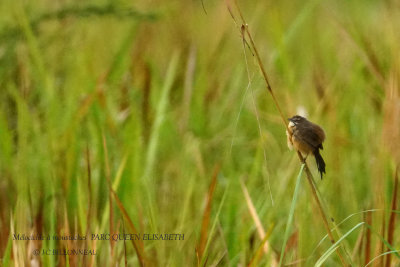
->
[227,0,349,265]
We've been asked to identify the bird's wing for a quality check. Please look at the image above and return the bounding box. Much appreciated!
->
[295,124,323,151]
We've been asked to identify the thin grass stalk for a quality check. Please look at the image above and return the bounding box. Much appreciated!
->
[226,0,348,265]
[244,45,274,205]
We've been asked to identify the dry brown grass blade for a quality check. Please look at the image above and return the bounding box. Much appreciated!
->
[197,164,220,264]
[225,1,348,265]
[385,165,399,267]
[285,231,298,256]
[240,178,277,265]
[141,63,151,142]
[102,134,146,267]
[351,224,364,263]
[112,188,147,266]
[84,144,94,267]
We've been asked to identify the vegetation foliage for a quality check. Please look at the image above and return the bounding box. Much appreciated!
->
[0,0,399,266]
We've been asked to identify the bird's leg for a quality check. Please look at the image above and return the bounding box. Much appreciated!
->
[302,153,309,163]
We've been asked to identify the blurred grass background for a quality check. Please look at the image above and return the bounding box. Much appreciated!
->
[0,0,400,266]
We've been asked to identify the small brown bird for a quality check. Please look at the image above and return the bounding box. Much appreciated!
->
[286,115,326,178]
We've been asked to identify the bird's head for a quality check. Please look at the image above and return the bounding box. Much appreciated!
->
[288,115,307,127]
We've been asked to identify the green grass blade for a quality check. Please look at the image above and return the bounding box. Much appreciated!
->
[364,250,400,267]
[2,228,13,267]
[315,222,364,267]
[311,211,400,263]
[199,182,230,267]
[142,52,180,233]
[365,223,400,259]
[143,52,180,179]
[279,163,305,266]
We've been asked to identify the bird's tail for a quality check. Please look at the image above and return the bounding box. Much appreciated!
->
[313,149,326,179]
